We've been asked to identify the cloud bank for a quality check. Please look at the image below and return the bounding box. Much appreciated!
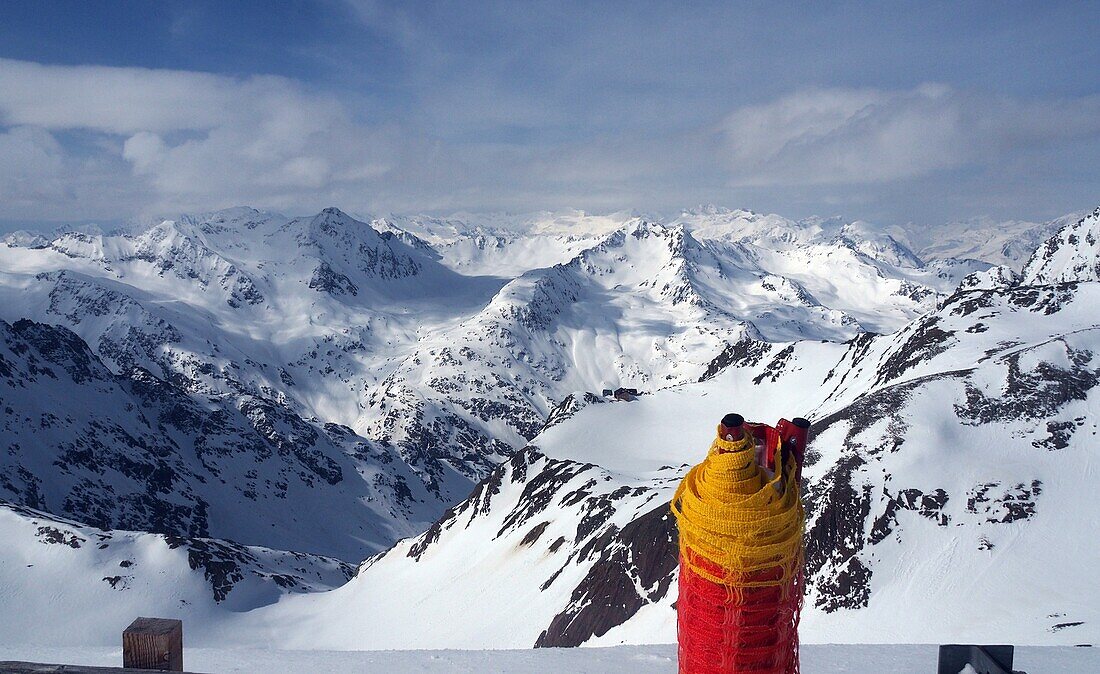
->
[721,84,1100,186]
[0,55,1097,224]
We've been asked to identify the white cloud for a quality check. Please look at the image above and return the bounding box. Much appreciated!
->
[0,58,396,214]
[122,132,166,174]
[720,84,1100,186]
[0,58,236,134]
[0,126,66,201]
[0,125,141,220]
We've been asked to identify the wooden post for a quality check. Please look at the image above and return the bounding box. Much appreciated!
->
[122,618,183,672]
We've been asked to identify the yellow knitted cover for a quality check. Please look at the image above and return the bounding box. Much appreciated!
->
[671,430,804,587]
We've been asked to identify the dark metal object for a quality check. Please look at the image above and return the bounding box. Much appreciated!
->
[937,644,1016,674]
[721,413,744,429]
[719,413,744,440]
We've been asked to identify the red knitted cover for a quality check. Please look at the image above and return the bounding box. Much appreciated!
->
[677,558,804,673]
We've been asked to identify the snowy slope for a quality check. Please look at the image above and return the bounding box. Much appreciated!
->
[1023,207,1100,285]
[0,502,352,647]
[245,257,1100,648]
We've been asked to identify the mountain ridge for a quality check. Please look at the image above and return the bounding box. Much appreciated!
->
[0,201,1096,649]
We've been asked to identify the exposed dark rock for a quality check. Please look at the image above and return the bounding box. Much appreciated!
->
[498,455,595,537]
[575,486,630,542]
[102,575,129,589]
[804,454,873,612]
[540,393,606,432]
[871,488,950,543]
[1032,420,1079,451]
[1008,283,1078,315]
[535,503,677,647]
[956,344,1099,425]
[165,535,354,603]
[966,480,1043,523]
[36,525,85,548]
[309,261,359,296]
[874,316,956,386]
[520,521,551,547]
[699,339,774,382]
[753,345,796,384]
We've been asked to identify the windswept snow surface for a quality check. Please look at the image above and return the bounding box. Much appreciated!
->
[0,645,1097,674]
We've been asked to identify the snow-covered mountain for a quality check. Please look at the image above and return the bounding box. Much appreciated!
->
[669,207,988,335]
[0,317,434,560]
[0,206,972,516]
[354,213,993,498]
[239,237,1099,648]
[370,210,636,278]
[914,211,1087,271]
[0,207,511,557]
[1023,207,1100,285]
[1,202,1096,650]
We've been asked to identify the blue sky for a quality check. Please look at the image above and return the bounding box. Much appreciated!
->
[0,1,1098,229]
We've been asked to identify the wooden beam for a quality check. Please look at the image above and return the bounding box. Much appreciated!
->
[122,618,183,672]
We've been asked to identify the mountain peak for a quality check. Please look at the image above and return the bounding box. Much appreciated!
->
[319,206,351,219]
[834,221,925,268]
[1022,206,1100,285]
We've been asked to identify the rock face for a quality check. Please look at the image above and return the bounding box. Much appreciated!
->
[535,501,678,648]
